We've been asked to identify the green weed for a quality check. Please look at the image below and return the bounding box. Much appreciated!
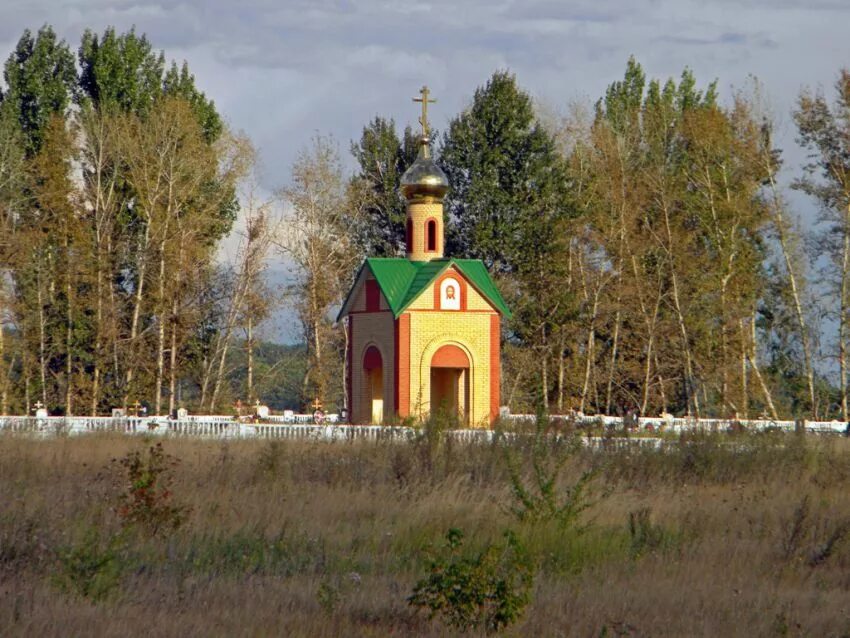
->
[409,528,534,634]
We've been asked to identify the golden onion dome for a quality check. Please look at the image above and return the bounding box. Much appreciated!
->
[400,136,449,203]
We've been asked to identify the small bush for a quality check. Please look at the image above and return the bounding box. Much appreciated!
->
[408,528,534,634]
[53,527,125,602]
[504,411,596,527]
[627,508,681,559]
[114,442,188,537]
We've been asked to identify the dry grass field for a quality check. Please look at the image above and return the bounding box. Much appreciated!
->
[2,428,850,636]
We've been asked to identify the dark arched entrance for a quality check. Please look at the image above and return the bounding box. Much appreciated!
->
[430,345,470,426]
[363,346,383,424]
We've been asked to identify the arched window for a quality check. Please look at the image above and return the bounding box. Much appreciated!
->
[363,345,382,370]
[426,219,437,252]
[406,218,413,253]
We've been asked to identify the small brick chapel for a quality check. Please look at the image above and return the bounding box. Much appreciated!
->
[337,87,510,427]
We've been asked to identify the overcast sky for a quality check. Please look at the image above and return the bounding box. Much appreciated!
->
[2,0,849,341]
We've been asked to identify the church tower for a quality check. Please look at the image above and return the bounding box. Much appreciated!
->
[338,87,510,427]
[400,87,448,261]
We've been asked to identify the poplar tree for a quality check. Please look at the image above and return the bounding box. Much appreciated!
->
[440,71,574,406]
[349,117,418,257]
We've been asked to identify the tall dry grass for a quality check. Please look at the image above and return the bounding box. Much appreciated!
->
[1,431,850,636]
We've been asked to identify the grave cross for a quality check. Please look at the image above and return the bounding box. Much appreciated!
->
[130,400,141,417]
[33,400,44,413]
[311,397,323,411]
[413,85,436,139]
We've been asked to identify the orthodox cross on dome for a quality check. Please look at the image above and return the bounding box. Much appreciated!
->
[413,85,436,139]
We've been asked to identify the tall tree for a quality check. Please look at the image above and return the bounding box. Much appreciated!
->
[441,71,569,274]
[794,69,850,420]
[349,117,418,257]
[278,136,362,410]
[440,71,574,406]
[1,26,77,157]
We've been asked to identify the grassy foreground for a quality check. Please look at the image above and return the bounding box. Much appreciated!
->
[2,430,850,636]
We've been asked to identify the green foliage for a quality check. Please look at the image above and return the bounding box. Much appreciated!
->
[225,341,308,410]
[316,571,362,615]
[114,443,188,537]
[440,71,574,407]
[184,528,327,577]
[408,528,534,634]
[78,27,164,114]
[349,116,419,256]
[504,411,596,527]
[53,526,125,602]
[78,27,222,142]
[1,26,77,156]
[440,71,571,275]
[627,507,683,559]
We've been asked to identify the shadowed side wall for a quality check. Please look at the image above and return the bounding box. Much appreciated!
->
[349,276,395,424]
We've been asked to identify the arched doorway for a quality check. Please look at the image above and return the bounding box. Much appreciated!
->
[363,346,383,424]
[430,344,470,426]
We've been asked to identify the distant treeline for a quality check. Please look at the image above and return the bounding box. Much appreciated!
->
[0,26,847,419]
[0,26,274,415]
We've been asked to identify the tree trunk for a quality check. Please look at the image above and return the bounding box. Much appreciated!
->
[740,318,748,419]
[540,323,549,412]
[124,223,151,409]
[605,306,621,414]
[168,294,179,416]
[154,237,168,415]
[64,229,74,417]
[37,263,48,408]
[0,296,5,415]
[661,195,700,417]
[246,316,254,402]
[91,248,103,416]
[841,226,850,421]
[766,157,816,417]
[557,331,566,413]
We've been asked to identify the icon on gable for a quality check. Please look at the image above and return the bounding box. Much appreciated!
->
[440,277,461,310]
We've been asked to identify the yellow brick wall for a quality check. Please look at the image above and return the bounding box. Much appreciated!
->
[351,312,395,424]
[406,202,444,261]
[465,284,495,311]
[408,310,495,428]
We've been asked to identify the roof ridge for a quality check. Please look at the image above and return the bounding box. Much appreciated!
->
[339,257,510,320]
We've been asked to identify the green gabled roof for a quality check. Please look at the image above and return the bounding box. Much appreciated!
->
[364,258,418,315]
[397,260,447,311]
[337,257,511,321]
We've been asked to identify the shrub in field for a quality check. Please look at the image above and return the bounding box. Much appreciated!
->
[627,507,683,559]
[114,443,188,536]
[503,411,597,527]
[53,527,125,602]
[408,528,534,634]
[778,495,850,568]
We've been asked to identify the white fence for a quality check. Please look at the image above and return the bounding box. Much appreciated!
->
[0,413,846,442]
